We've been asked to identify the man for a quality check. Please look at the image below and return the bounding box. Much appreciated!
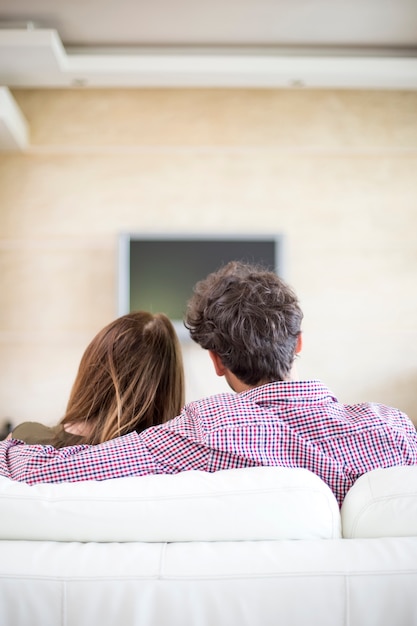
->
[1,261,416,506]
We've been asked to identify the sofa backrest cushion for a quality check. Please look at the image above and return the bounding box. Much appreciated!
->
[341,466,417,538]
[0,466,341,542]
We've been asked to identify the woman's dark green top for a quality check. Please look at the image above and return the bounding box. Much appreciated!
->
[11,422,84,446]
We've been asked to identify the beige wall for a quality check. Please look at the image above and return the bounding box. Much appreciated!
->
[0,88,416,428]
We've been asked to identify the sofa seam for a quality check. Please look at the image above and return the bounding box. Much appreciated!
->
[0,485,334,503]
[2,569,417,582]
[158,542,168,580]
[344,574,350,626]
[61,579,67,626]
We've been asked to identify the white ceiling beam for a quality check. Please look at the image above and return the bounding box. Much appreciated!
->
[0,28,416,89]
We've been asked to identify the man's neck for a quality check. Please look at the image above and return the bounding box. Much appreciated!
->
[226,367,298,394]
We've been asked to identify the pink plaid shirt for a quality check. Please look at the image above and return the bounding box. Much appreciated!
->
[1,380,417,506]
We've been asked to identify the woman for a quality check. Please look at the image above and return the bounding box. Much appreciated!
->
[10,311,185,447]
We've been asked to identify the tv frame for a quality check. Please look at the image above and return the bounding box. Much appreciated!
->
[118,233,285,340]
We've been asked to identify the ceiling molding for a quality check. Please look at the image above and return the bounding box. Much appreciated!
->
[0,28,417,89]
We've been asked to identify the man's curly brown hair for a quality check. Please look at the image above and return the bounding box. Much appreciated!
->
[184,261,303,385]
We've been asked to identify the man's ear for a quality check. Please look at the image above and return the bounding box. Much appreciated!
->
[208,351,226,377]
[295,332,303,355]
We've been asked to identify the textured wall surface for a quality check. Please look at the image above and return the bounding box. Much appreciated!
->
[0,89,416,427]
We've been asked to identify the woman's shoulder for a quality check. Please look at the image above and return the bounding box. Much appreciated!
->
[11,422,63,445]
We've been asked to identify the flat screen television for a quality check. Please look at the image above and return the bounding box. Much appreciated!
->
[118,234,285,340]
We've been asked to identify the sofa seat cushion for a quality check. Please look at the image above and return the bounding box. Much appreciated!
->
[0,466,341,542]
[341,466,417,538]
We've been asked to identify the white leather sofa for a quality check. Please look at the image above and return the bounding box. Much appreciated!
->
[1,465,417,626]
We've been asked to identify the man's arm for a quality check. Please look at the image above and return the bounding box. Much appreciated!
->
[0,407,211,484]
[0,434,146,483]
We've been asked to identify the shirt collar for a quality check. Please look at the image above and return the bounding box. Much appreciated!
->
[239,379,338,405]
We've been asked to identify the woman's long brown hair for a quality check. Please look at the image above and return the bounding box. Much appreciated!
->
[52,311,184,447]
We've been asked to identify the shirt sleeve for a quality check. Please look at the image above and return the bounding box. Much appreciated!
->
[0,405,209,484]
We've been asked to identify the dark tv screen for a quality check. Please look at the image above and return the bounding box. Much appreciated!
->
[118,235,284,336]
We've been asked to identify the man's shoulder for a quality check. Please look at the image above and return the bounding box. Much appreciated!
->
[344,401,415,429]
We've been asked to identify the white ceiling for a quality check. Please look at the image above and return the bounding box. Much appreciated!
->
[0,0,416,150]
[1,0,417,48]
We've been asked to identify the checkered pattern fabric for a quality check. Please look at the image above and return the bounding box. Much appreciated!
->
[2,380,417,506]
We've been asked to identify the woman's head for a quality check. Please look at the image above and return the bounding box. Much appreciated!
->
[58,311,184,446]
